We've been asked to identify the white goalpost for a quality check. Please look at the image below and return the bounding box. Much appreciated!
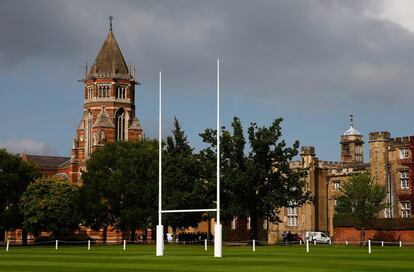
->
[156,60,222,258]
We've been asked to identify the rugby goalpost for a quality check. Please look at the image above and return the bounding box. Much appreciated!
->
[156,59,222,257]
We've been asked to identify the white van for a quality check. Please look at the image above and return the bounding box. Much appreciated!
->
[305,231,331,244]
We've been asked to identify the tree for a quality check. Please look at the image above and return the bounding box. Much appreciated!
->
[163,118,204,240]
[81,140,158,242]
[20,177,81,239]
[336,172,387,242]
[0,149,40,244]
[201,117,310,239]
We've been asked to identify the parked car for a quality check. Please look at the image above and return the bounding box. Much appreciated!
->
[305,231,331,244]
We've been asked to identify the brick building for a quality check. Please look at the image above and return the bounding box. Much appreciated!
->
[22,19,143,184]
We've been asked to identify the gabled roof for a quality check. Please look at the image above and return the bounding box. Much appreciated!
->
[89,30,129,76]
[26,155,70,169]
[93,108,115,128]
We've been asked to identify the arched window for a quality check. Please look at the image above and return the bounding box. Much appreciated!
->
[87,111,93,156]
[115,108,126,141]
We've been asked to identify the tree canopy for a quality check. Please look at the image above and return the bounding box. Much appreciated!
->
[81,139,158,241]
[201,117,310,239]
[162,118,205,237]
[336,172,387,241]
[20,176,80,239]
[0,149,40,243]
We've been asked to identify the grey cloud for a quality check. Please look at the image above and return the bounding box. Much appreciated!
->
[1,0,414,109]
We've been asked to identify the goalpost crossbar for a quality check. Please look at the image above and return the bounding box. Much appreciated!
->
[161,209,217,214]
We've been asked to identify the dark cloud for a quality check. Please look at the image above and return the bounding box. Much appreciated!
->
[1,0,414,110]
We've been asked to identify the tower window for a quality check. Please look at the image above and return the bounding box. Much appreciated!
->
[88,86,94,99]
[400,148,409,159]
[98,85,111,98]
[117,86,126,99]
[115,108,126,141]
[87,111,93,156]
[400,172,410,189]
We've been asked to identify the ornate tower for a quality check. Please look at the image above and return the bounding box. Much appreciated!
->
[340,114,364,164]
[70,17,143,183]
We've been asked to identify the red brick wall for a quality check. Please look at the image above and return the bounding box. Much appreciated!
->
[334,227,414,242]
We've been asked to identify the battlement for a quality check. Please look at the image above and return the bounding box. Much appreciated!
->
[390,136,414,145]
[318,160,342,167]
[300,146,315,156]
[290,160,303,167]
[369,131,390,141]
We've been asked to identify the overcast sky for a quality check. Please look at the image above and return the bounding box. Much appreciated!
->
[1,0,414,161]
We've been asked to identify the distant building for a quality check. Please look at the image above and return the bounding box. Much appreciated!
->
[268,115,414,243]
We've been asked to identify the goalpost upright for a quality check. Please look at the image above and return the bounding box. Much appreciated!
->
[156,60,222,258]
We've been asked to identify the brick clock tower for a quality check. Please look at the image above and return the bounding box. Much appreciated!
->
[70,17,143,183]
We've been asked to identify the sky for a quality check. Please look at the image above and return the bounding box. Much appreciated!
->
[1,0,414,161]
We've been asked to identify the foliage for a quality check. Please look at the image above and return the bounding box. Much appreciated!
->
[20,176,80,238]
[200,117,310,239]
[81,140,158,240]
[0,149,40,238]
[163,118,205,236]
[336,172,387,240]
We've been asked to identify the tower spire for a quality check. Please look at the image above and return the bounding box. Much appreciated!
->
[109,16,113,31]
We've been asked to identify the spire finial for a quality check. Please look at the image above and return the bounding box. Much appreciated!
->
[109,16,113,31]
[350,114,354,127]
[84,61,88,79]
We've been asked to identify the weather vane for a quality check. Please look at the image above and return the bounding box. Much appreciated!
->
[350,114,354,127]
[109,16,113,31]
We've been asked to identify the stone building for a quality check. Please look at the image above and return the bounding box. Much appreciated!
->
[268,115,414,243]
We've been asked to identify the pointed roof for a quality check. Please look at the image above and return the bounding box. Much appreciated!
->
[129,116,142,130]
[89,21,129,77]
[343,114,361,136]
[93,107,115,128]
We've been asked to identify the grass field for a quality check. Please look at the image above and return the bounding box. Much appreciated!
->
[0,244,412,272]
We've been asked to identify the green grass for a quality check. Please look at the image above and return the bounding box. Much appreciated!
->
[0,244,413,272]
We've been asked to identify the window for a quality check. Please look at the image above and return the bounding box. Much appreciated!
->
[333,181,341,191]
[401,201,411,218]
[287,207,298,226]
[231,217,236,230]
[115,108,126,141]
[400,172,410,189]
[263,219,268,230]
[400,148,409,159]
[117,86,127,99]
[98,85,110,98]
[334,198,338,206]
[88,86,94,99]
[87,111,93,157]
[247,217,251,230]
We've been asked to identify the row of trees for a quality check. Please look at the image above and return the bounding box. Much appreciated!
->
[1,116,386,243]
